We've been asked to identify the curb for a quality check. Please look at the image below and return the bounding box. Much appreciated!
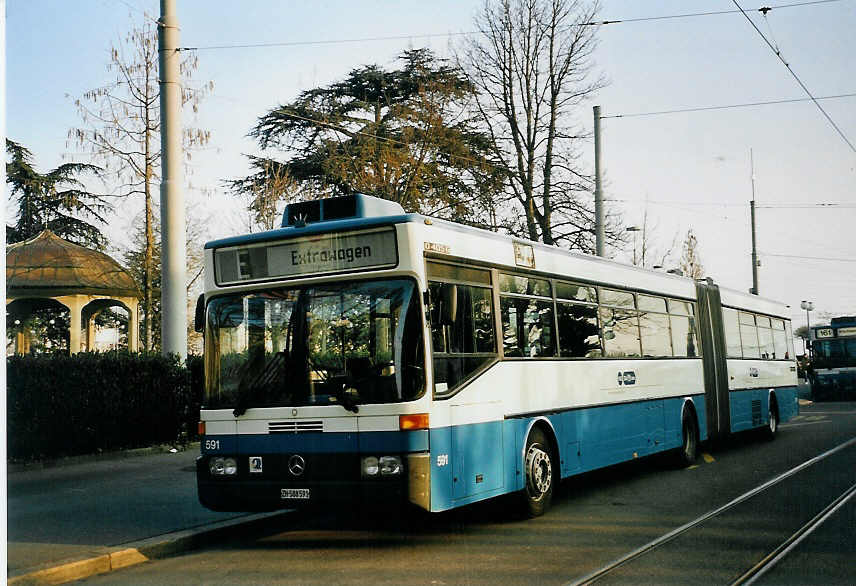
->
[8,443,201,474]
[8,510,293,585]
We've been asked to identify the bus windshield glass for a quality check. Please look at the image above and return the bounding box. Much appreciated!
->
[813,338,856,368]
[204,278,425,412]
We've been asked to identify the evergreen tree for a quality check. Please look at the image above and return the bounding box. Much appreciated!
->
[229,49,503,229]
[5,139,109,248]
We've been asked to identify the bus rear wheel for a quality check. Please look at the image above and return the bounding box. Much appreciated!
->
[677,415,698,467]
[521,427,554,517]
[764,398,779,440]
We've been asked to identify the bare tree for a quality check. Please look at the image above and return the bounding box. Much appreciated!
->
[69,18,212,350]
[240,158,299,233]
[626,207,678,269]
[122,205,208,354]
[679,229,705,279]
[459,0,615,250]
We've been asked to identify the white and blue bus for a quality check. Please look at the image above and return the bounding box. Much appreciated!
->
[809,317,856,400]
[195,193,799,516]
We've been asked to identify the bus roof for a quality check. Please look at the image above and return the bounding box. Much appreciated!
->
[205,193,791,318]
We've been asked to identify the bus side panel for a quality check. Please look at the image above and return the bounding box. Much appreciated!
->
[577,401,654,472]
[729,388,765,432]
[555,412,582,478]
[729,386,799,433]
[662,395,708,448]
[450,420,504,500]
[773,386,800,423]
[428,421,513,512]
[429,426,454,512]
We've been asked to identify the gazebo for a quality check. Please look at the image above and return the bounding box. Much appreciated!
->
[6,230,140,354]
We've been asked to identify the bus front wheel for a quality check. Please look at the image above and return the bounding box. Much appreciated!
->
[521,427,554,517]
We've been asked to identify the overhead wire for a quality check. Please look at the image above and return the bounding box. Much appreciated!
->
[730,0,856,153]
[177,0,847,52]
[582,0,843,25]
[606,198,855,209]
[762,253,856,263]
[599,93,856,119]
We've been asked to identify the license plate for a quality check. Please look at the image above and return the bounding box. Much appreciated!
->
[281,488,310,500]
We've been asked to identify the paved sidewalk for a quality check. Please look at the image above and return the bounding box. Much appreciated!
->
[7,445,288,583]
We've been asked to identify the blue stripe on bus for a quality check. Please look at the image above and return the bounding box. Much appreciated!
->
[201,429,428,454]
[428,396,709,512]
[729,386,799,433]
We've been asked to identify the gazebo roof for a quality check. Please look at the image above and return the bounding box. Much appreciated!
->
[6,230,140,299]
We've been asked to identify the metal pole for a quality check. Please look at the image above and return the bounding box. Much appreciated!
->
[806,309,812,358]
[158,0,187,360]
[749,149,759,295]
[801,300,813,357]
[750,199,758,295]
[594,105,604,257]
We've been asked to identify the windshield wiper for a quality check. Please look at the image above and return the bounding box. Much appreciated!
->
[233,351,288,417]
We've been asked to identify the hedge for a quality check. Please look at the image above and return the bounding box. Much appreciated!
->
[7,352,204,462]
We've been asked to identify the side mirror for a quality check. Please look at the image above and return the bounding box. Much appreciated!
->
[194,294,205,333]
[439,283,458,326]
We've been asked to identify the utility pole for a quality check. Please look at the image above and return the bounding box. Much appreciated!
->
[593,105,604,257]
[158,0,187,359]
[749,149,759,295]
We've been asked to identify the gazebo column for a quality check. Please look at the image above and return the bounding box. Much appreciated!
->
[16,330,30,354]
[127,299,140,352]
[66,296,86,354]
[86,311,98,351]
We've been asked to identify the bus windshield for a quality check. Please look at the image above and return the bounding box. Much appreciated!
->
[204,278,425,413]
[813,338,856,368]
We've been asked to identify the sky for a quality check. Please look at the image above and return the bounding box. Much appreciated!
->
[5,0,855,330]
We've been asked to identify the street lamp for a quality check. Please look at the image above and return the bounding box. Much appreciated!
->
[626,226,641,266]
[800,300,814,356]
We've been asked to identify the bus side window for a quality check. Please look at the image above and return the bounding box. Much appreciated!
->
[498,273,555,358]
[723,307,742,358]
[638,295,671,357]
[500,297,555,357]
[739,312,761,359]
[428,281,496,394]
[757,316,774,359]
[557,301,601,357]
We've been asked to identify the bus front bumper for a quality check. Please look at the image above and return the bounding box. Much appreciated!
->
[196,455,414,513]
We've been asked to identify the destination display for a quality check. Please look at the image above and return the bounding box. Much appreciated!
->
[215,228,398,285]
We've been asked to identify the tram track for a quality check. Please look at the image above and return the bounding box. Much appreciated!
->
[731,481,856,585]
[568,436,856,585]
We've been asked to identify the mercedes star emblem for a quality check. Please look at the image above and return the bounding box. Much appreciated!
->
[288,454,306,477]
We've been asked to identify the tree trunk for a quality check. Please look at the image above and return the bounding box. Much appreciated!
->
[144,75,154,351]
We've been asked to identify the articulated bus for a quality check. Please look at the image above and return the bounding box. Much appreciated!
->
[195,193,799,517]
[810,317,856,399]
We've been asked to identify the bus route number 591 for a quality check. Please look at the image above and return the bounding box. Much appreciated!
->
[205,439,221,451]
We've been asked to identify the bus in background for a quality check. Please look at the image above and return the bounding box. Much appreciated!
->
[195,193,799,518]
[809,317,856,400]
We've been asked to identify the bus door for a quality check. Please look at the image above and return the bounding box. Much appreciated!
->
[695,280,731,440]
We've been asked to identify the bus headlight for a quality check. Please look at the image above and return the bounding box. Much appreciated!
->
[361,455,402,477]
[379,456,402,476]
[362,456,379,477]
[209,457,238,476]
